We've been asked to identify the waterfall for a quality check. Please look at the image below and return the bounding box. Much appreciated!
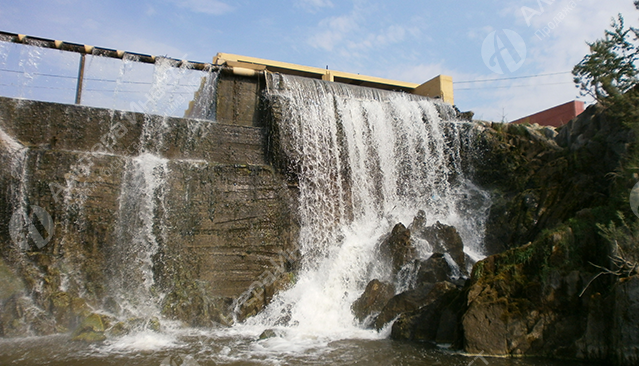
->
[244,74,490,338]
[107,153,169,319]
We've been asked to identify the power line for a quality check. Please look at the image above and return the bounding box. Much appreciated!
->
[455,71,572,84]
[0,68,76,80]
[0,82,198,95]
[0,83,75,91]
[0,68,201,86]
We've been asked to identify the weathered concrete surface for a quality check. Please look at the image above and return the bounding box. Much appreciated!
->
[0,96,297,333]
[216,71,264,127]
[0,97,266,164]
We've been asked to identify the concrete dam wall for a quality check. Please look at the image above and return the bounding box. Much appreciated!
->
[0,71,300,334]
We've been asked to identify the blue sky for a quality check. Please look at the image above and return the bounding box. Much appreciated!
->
[1,0,638,121]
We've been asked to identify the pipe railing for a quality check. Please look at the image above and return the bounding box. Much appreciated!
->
[0,31,217,104]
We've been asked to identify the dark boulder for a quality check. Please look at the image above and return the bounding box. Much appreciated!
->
[374,281,456,330]
[414,221,466,273]
[390,281,462,343]
[351,279,395,323]
[415,254,455,284]
[379,223,416,274]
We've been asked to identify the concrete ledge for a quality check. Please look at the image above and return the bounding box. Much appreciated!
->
[414,75,454,105]
[214,53,454,103]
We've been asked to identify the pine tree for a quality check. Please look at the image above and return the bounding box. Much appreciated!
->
[572,13,639,106]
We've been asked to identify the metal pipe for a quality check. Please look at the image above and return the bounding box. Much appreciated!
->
[75,54,85,104]
[0,30,213,71]
[232,67,258,78]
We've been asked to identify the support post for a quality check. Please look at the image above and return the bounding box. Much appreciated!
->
[75,54,86,104]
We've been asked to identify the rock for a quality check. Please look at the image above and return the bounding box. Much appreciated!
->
[106,321,130,337]
[0,259,25,303]
[379,223,416,274]
[462,286,512,355]
[415,254,454,284]
[237,272,295,322]
[49,292,72,330]
[408,210,428,233]
[390,282,461,343]
[613,275,639,366]
[73,330,107,342]
[259,329,278,340]
[375,281,456,330]
[414,222,465,273]
[148,317,161,332]
[351,279,395,323]
[0,295,57,337]
[72,313,110,343]
[161,279,234,327]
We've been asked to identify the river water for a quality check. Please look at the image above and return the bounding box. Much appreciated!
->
[0,329,594,365]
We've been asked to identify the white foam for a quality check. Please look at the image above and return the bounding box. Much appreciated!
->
[103,331,179,352]
[0,126,24,154]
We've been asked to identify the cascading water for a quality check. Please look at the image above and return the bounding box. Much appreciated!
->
[240,73,491,344]
[107,153,169,319]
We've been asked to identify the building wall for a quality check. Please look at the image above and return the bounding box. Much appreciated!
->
[512,101,585,127]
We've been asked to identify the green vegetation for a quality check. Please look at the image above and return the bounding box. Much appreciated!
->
[573,8,638,106]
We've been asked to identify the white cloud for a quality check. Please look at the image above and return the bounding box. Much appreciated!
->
[169,0,233,15]
[145,5,157,17]
[308,13,360,52]
[307,6,421,62]
[296,0,334,12]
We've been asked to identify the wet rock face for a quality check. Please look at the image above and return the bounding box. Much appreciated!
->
[412,221,466,275]
[390,281,462,343]
[348,214,470,338]
[373,284,434,330]
[415,254,454,284]
[460,221,639,365]
[458,104,639,364]
[379,223,416,275]
[351,279,395,323]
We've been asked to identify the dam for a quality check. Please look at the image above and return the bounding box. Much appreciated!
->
[0,32,597,366]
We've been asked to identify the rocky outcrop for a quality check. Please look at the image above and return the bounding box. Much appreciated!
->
[456,104,639,364]
[356,212,471,334]
[472,106,635,256]
[420,222,465,271]
[374,283,435,330]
